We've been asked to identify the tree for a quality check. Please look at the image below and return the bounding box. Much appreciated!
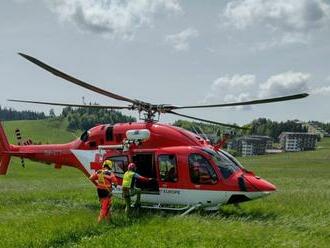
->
[49,109,56,118]
[62,106,136,131]
[0,105,46,121]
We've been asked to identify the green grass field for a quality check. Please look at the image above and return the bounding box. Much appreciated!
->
[0,119,329,248]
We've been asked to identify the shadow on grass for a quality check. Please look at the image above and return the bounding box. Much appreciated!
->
[81,201,160,227]
[214,205,278,222]
[46,203,278,247]
[44,209,156,248]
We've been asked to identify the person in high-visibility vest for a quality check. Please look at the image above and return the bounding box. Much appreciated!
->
[89,160,118,223]
[122,162,153,214]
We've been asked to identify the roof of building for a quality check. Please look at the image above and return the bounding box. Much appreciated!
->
[278,132,318,139]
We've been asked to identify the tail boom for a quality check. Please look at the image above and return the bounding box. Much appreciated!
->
[0,121,91,177]
[7,141,90,176]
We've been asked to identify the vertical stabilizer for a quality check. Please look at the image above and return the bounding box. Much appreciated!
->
[0,121,11,175]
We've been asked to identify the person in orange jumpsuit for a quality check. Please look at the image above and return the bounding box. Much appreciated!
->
[89,160,118,223]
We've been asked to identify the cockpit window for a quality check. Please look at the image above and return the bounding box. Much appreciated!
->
[105,156,128,175]
[80,131,89,142]
[159,154,178,182]
[106,126,113,141]
[202,148,240,179]
[188,153,217,184]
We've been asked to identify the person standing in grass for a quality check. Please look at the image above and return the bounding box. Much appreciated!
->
[89,160,118,223]
[122,162,153,215]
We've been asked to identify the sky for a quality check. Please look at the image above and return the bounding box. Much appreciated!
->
[0,0,330,125]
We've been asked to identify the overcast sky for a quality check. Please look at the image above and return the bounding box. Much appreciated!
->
[1,0,329,125]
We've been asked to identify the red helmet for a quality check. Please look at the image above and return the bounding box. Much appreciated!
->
[128,163,136,170]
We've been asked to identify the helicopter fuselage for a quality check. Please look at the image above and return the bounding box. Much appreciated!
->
[1,121,276,210]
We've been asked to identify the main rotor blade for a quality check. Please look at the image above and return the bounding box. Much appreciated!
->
[168,110,248,130]
[18,53,138,104]
[170,93,309,110]
[8,99,130,110]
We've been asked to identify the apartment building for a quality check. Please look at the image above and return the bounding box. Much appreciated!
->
[279,132,318,152]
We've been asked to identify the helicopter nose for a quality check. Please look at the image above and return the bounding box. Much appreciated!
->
[247,175,276,192]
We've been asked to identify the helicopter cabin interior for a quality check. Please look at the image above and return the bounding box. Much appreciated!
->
[106,153,160,193]
[133,153,159,193]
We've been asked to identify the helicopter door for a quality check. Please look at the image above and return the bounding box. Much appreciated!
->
[132,153,159,193]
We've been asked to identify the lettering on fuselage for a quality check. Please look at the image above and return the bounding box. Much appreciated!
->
[43,150,69,156]
[161,189,180,195]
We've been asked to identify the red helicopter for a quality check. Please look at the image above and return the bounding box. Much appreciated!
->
[1,53,308,214]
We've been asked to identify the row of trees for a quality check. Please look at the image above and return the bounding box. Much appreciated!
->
[61,106,136,130]
[248,118,308,140]
[308,121,330,133]
[174,118,317,142]
[0,106,46,121]
[173,120,232,144]
[173,120,225,134]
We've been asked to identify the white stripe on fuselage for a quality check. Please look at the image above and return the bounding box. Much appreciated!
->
[112,187,270,207]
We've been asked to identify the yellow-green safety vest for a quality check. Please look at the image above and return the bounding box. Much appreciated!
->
[97,169,111,187]
[98,170,105,185]
[122,171,135,188]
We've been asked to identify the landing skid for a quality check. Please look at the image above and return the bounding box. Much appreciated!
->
[180,203,202,216]
[139,203,203,216]
[141,204,190,211]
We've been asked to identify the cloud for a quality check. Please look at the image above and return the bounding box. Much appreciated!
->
[224,92,250,102]
[211,74,256,89]
[204,74,255,104]
[224,92,252,110]
[165,28,199,51]
[45,0,182,39]
[311,86,330,95]
[204,71,315,107]
[223,0,330,31]
[260,72,330,97]
[222,0,330,46]
[204,71,330,109]
[259,71,310,97]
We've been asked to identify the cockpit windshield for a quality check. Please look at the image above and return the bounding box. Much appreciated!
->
[219,150,245,169]
[202,148,242,179]
[80,130,89,142]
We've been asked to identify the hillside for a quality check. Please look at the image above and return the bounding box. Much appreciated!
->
[2,118,82,144]
[0,119,329,247]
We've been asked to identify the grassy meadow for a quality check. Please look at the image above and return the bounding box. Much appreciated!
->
[0,119,330,247]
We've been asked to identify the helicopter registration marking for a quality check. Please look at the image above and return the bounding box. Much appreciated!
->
[161,189,180,195]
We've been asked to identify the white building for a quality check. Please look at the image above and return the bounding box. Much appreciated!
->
[228,136,272,156]
[303,123,328,139]
[241,141,254,156]
[279,132,318,152]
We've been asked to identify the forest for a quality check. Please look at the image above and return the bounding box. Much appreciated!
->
[61,106,136,130]
[0,106,46,120]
